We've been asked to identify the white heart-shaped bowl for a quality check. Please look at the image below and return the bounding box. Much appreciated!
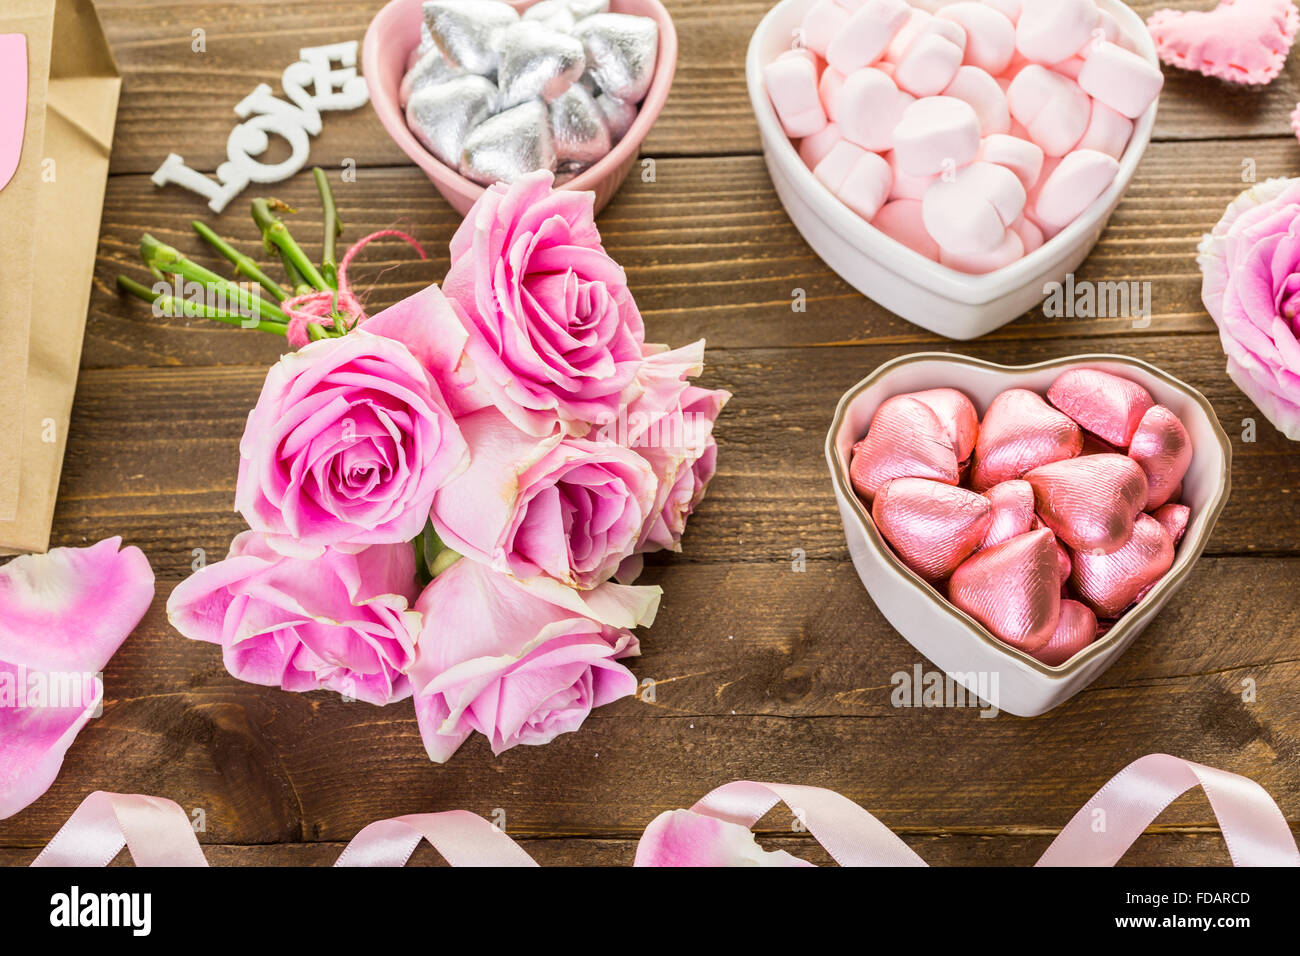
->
[746,0,1160,340]
[826,353,1231,717]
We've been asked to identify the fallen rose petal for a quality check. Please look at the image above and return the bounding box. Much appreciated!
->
[0,537,154,674]
[634,809,814,867]
[0,664,101,820]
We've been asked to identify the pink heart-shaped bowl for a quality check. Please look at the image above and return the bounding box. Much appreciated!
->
[747,0,1161,340]
[826,353,1231,717]
[363,0,677,216]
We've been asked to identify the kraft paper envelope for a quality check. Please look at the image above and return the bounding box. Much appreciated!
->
[0,0,120,553]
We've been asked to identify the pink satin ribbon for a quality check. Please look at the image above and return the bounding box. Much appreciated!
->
[334,812,537,867]
[1035,753,1300,867]
[31,792,207,868]
[28,755,1299,867]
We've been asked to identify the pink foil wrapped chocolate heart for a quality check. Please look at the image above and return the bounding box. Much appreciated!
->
[1128,404,1193,510]
[1070,513,1176,618]
[971,388,1082,491]
[851,395,960,501]
[980,479,1035,549]
[1151,502,1191,546]
[911,387,979,463]
[872,477,992,582]
[1047,368,1154,447]
[1147,0,1300,87]
[949,527,1061,652]
[1030,599,1099,667]
[1025,453,1149,555]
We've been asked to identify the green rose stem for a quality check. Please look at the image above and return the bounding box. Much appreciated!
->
[313,167,342,290]
[115,275,288,336]
[191,221,289,303]
[138,233,288,325]
[251,198,330,296]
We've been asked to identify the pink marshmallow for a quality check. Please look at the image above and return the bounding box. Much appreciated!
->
[1097,10,1120,43]
[886,9,930,62]
[815,141,893,220]
[941,227,1024,273]
[764,49,827,139]
[978,132,1044,189]
[894,30,966,96]
[1016,0,1101,65]
[801,0,850,58]
[1010,215,1043,253]
[800,122,844,168]
[885,149,938,200]
[938,2,1016,75]
[841,149,895,220]
[1078,41,1164,119]
[837,68,913,151]
[1053,55,1085,80]
[873,198,941,260]
[1006,64,1091,156]
[1076,101,1133,160]
[826,0,913,74]
[943,65,1010,135]
[1031,148,1119,233]
[981,0,1021,23]
[922,160,1026,255]
[892,95,982,176]
[820,67,847,121]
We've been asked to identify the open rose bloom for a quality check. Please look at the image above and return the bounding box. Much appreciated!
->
[168,171,727,762]
[1199,177,1300,440]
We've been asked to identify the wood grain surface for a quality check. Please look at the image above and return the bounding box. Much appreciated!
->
[1,0,1297,866]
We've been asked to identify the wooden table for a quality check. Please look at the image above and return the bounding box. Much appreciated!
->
[1,0,1297,866]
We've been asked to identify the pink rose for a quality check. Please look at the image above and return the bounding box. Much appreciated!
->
[235,324,468,554]
[409,557,659,762]
[1199,177,1300,440]
[602,341,731,556]
[441,170,646,437]
[167,532,421,705]
[432,408,657,589]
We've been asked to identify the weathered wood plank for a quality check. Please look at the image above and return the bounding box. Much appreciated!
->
[89,140,1296,364]
[94,0,1300,178]
[0,651,1294,844]
[0,830,1266,867]
[52,338,1300,559]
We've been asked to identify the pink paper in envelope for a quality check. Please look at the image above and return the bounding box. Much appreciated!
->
[0,34,26,191]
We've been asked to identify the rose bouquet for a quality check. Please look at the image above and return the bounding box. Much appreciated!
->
[164,170,729,762]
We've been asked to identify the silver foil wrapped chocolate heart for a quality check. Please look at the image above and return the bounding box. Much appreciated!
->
[407,74,498,168]
[496,22,587,108]
[595,92,637,142]
[550,84,612,164]
[573,13,660,104]
[424,0,520,75]
[401,47,461,110]
[408,17,438,70]
[524,0,577,32]
[460,99,558,185]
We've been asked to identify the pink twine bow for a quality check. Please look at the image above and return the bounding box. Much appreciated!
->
[281,230,427,349]
[27,755,1300,867]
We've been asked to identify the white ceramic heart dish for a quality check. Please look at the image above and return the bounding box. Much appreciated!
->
[746,0,1161,340]
[826,353,1231,717]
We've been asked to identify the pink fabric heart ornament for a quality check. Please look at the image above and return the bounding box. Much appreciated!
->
[1148,0,1300,86]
